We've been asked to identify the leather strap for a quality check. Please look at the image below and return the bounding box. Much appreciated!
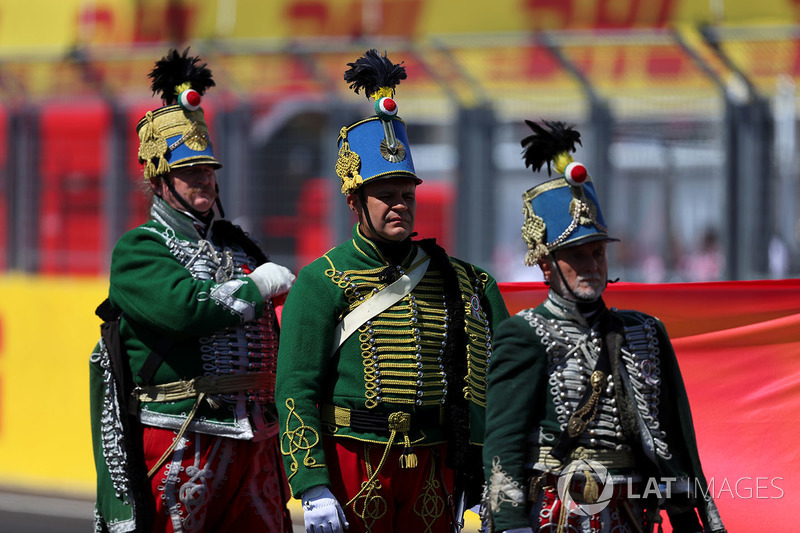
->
[319,404,444,435]
[531,445,636,471]
[135,372,274,403]
[330,248,430,357]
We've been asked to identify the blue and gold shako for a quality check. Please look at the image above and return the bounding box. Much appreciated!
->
[520,120,613,266]
[137,48,221,181]
[336,50,421,194]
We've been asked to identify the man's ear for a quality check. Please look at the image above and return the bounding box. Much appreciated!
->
[149,176,163,197]
[346,193,360,216]
[538,256,553,283]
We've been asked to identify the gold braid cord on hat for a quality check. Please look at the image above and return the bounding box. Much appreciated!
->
[570,197,597,227]
[138,108,212,180]
[337,127,364,194]
[522,212,550,266]
[181,121,209,152]
[138,111,170,180]
[522,191,606,265]
[569,184,607,235]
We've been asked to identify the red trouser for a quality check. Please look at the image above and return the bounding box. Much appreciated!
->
[323,438,455,533]
[144,426,292,532]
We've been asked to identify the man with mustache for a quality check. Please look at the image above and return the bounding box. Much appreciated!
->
[481,121,725,533]
[275,50,509,533]
[89,49,295,532]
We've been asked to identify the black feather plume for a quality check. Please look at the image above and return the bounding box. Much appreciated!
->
[343,49,407,98]
[521,120,582,175]
[148,47,215,105]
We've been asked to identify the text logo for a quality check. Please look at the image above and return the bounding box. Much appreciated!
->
[556,458,615,515]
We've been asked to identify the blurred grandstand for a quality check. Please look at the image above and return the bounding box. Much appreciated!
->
[0,0,798,282]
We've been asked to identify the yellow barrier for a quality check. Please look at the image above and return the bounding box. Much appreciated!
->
[0,274,106,495]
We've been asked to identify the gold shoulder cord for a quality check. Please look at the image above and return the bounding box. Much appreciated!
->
[566,370,607,438]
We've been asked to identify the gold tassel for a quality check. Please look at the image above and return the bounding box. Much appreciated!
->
[522,212,549,265]
[137,111,172,181]
[144,160,156,181]
[336,127,363,194]
[157,155,170,176]
[524,244,551,267]
[399,432,418,469]
[141,112,156,142]
[582,469,599,504]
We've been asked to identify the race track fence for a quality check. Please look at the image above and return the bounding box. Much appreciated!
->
[0,27,796,282]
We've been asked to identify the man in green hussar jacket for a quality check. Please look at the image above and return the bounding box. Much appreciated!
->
[89,49,295,532]
[481,120,725,533]
[275,49,509,533]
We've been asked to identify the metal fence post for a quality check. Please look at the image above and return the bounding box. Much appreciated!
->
[689,26,774,280]
[735,96,773,279]
[455,104,496,267]
[9,107,39,273]
[215,104,252,229]
[722,95,773,280]
[722,96,739,280]
[586,101,614,210]
[104,103,128,272]
[773,75,798,274]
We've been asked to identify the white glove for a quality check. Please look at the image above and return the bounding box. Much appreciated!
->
[248,262,295,299]
[301,485,349,533]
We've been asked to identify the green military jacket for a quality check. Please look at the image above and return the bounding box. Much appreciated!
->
[104,197,278,434]
[482,291,725,532]
[276,224,509,498]
[90,197,280,531]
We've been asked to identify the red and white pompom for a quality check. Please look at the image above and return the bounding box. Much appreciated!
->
[178,89,202,111]
[564,161,588,186]
[375,96,398,119]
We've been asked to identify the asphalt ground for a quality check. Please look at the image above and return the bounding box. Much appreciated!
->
[0,490,94,532]
[0,488,481,532]
[0,489,305,532]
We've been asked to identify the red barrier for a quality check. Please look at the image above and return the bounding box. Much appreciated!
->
[498,279,800,532]
[39,99,110,275]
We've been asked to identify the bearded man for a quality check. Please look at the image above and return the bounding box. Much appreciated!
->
[481,120,726,533]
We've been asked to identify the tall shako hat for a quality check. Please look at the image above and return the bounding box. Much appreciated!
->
[336,49,420,194]
[137,48,221,181]
[520,120,613,266]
